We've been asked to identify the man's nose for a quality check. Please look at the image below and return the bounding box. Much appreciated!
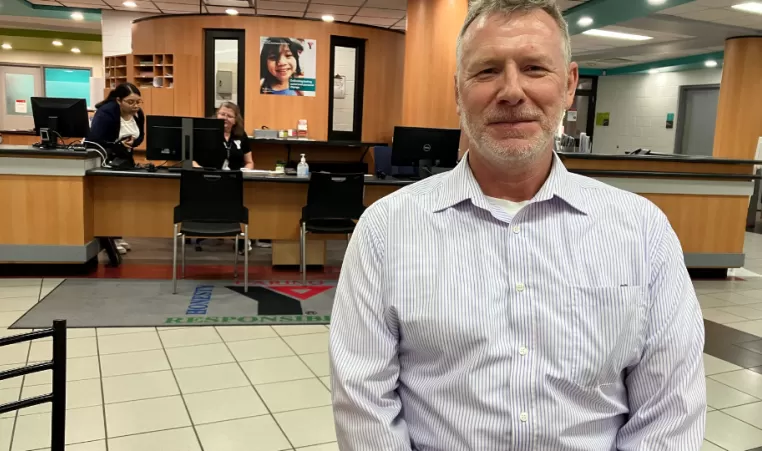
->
[495,66,526,106]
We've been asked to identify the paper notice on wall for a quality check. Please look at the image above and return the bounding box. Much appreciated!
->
[566,110,577,122]
[14,99,27,114]
[755,136,762,161]
[333,75,346,99]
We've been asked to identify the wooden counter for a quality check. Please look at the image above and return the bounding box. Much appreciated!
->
[3,145,760,270]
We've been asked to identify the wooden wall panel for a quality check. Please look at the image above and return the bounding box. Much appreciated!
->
[402,0,467,129]
[713,37,762,160]
[0,175,88,245]
[131,15,405,142]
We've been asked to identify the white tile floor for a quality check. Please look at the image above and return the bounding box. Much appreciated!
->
[5,233,762,449]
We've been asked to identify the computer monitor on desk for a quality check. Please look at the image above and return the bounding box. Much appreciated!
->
[391,126,460,179]
[31,97,90,149]
[146,116,225,169]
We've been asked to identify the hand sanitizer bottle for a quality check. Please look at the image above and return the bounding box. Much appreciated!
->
[297,154,309,177]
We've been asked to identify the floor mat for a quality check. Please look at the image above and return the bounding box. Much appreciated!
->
[10,278,336,328]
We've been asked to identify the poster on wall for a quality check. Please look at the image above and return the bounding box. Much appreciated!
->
[259,37,317,97]
[596,112,610,126]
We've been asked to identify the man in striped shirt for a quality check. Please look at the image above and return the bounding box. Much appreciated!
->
[329,0,706,450]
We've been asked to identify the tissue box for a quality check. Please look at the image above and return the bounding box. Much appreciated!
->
[254,129,279,139]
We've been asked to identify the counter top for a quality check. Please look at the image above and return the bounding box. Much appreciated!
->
[249,138,387,148]
[86,168,413,186]
[0,144,97,158]
[557,152,762,165]
[0,130,36,135]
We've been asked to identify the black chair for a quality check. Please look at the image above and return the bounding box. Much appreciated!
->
[0,320,67,451]
[173,169,249,293]
[300,172,366,282]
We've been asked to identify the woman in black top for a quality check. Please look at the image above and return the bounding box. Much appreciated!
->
[193,102,253,170]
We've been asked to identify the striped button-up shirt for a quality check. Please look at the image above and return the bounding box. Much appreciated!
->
[329,154,706,451]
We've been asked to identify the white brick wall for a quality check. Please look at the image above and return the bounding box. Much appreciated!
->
[592,68,723,154]
[101,10,151,58]
[332,46,356,132]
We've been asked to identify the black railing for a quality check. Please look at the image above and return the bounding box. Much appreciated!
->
[0,320,67,451]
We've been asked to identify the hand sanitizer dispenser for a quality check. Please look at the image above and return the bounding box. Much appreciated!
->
[297,154,309,177]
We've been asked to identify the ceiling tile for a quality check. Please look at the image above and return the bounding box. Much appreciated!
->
[306,0,363,6]
[62,1,110,6]
[694,0,738,6]
[350,16,397,27]
[113,5,158,11]
[257,0,305,12]
[306,3,358,15]
[679,8,746,22]
[363,0,405,8]
[356,7,405,19]
[155,2,199,11]
[304,12,354,22]
[257,8,303,17]
[207,5,254,13]
[205,0,249,7]
[60,0,105,4]
[26,0,62,5]
[659,3,710,15]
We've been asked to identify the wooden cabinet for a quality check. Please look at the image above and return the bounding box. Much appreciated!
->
[103,53,176,117]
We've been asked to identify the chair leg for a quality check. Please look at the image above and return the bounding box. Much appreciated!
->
[234,235,239,279]
[244,225,249,293]
[300,223,307,284]
[181,234,186,279]
[172,224,178,294]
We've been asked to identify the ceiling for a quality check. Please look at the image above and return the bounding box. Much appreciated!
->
[6,0,762,72]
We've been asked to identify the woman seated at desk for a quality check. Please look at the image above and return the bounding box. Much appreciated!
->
[193,102,254,170]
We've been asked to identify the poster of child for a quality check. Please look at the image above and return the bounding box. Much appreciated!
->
[259,37,317,97]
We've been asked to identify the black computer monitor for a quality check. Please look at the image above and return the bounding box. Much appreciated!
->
[31,97,90,148]
[146,116,225,168]
[391,126,460,175]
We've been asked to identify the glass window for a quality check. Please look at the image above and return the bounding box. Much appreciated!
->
[5,73,35,117]
[44,68,91,107]
[332,46,357,132]
[214,39,238,108]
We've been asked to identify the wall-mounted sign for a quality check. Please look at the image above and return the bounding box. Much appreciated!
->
[259,37,317,97]
[666,113,675,129]
[596,112,610,126]
[14,99,27,114]
[333,74,346,99]
[566,110,577,122]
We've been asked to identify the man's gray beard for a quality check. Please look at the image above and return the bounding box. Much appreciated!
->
[461,112,555,166]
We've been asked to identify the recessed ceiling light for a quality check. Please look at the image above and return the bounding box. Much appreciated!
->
[52,40,63,46]
[732,2,762,14]
[225,8,238,15]
[705,60,718,68]
[577,16,593,27]
[582,29,653,41]
[322,15,335,22]
[71,47,81,53]
[71,11,84,20]
[647,0,667,5]
[123,1,137,7]
[648,68,658,74]
[1,43,11,50]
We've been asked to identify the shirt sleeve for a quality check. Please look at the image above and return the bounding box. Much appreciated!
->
[87,105,117,146]
[617,210,706,450]
[329,203,413,451]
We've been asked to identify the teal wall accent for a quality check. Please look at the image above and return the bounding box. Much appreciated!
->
[0,0,100,21]
[602,51,724,75]
[564,0,695,35]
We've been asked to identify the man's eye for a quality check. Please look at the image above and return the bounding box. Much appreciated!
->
[526,66,547,72]
[479,68,497,75]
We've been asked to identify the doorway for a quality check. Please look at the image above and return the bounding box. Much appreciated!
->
[327,36,366,142]
[204,29,246,118]
[0,65,43,131]
[675,84,720,156]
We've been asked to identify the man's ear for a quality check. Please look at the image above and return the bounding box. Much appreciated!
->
[566,62,580,110]
[454,75,461,116]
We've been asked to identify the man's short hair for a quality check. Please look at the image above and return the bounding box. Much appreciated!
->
[456,0,572,72]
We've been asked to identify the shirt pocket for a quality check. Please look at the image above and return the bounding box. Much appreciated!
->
[567,285,643,389]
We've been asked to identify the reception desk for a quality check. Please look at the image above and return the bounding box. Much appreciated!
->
[2,145,759,271]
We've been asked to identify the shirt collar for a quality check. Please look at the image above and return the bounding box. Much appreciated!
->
[431,152,589,215]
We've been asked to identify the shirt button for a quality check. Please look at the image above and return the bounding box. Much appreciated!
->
[519,346,528,356]
[515,282,525,292]
[520,412,528,422]
[512,225,520,234]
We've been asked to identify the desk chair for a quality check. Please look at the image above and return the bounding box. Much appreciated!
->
[173,170,249,294]
[300,172,366,282]
[0,320,67,451]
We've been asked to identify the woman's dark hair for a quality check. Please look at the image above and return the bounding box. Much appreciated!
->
[260,37,303,92]
[216,102,245,137]
[96,82,141,108]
